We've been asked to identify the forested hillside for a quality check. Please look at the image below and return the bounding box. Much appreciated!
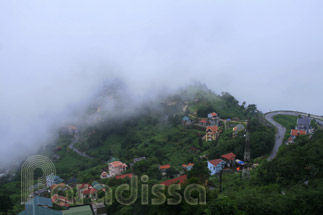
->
[0,83,282,214]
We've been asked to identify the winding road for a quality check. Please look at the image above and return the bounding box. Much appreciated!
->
[265,111,323,161]
[68,132,94,159]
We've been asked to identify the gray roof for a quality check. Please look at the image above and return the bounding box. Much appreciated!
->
[27,196,52,207]
[18,205,62,215]
[297,117,311,126]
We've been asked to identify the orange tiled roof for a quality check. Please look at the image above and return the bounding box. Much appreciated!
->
[206,125,219,134]
[208,159,223,167]
[221,152,236,160]
[291,129,306,136]
[115,173,133,180]
[159,165,171,169]
[109,161,127,168]
[160,175,187,186]
[182,163,194,168]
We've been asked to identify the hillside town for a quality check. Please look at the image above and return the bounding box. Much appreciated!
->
[18,111,253,214]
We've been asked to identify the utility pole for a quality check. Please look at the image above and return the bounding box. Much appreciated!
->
[242,119,250,179]
[219,162,225,193]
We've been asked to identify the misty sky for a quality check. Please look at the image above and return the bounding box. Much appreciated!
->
[1,0,323,167]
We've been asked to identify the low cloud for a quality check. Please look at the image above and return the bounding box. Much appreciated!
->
[1,0,323,167]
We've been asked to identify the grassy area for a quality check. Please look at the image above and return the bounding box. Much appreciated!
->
[54,150,94,179]
[273,115,298,141]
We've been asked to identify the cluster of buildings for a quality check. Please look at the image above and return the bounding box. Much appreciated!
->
[18,196,96,215]
[21,172,108,214]
[182,112,222,142]
[207,152,245,175]
[287,116,312,144]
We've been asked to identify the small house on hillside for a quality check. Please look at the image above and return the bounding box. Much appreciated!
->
[108,161,127,177]
[208,112,218,120]
[182,116,192,126]
[51,194,73,208]
[46,173,64,188]
[208,159,226,175]
[221,152,236,168]
[291,129,307,137]
[159,165,171,176]
[206,125,220,142]
[199,119,208,126]
[288,129,307,144]
[77,184,96,199]
[208,112,219,126]
[297,117,311,133]
[182,163,194,171]
[100,171,109,179]
[232,124,245,137]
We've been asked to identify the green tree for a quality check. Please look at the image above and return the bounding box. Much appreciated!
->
[188,160,210,184]
[205,195,241,215]
[0,195,13,215]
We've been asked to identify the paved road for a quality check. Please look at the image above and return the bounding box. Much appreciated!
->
[265,112,299,160]
[265,111,323,161]
[68,133,93,159]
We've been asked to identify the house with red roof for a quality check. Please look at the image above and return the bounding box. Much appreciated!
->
[159,165,171,176]
[199,119,208,126]
[288,129,307,144]
[207,159,226,175]
[206,125,220,142]
[115,173,133,180]
[291,129,307,137]
[208,112,219,126]
[287,136,294,144]
[221,152,237,167]
[51,194,73,208]
[108,161,127,177]
[182,163,194,171]
[160,175,187,186]
[77,184,97,199]
[208,112,217,119]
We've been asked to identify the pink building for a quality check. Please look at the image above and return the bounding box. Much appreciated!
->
[108,161,127,177]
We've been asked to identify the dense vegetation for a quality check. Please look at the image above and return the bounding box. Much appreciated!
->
[273,114,298,141]
[1,83,306,215]
[102,130,323,215]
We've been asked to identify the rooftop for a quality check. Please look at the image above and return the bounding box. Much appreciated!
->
[208,112,217,117]
[297,117,311,126]
[291,129,307,136]
[62,205,93,215]
[159,165,171,169]
[115,173,134,180]
[27,196,53,207]
[221,152,236,161]
[18,205,62,215]
[208,159,224,167]
[160,175,187,186]
[109,161,127,168]
[182,163,194,168]
[206,125,219,133]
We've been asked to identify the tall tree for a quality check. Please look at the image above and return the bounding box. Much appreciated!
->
[0,195,13,215]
